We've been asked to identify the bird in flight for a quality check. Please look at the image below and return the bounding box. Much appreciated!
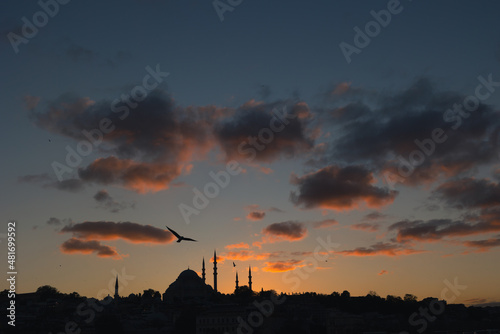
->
[166,226,197,243]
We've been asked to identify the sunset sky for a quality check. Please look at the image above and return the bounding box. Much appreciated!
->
[1,0,500,306]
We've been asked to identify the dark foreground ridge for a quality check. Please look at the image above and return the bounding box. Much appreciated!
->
[2,284,499,334]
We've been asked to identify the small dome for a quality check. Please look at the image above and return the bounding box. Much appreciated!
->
[178,269,200,281]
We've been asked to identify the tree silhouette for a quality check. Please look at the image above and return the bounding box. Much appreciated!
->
[341,290,350,298]
[404,293,418,303]
[36,285,60,301]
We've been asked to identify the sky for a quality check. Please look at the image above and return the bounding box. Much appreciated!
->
[1,0,500,306]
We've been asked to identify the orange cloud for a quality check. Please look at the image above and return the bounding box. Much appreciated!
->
[247,211,266,221]
[60,221,175,244]
[78,157,183,193]
[60,238,123,259]
[223,250,274,261]
[210,255,225,264]
[252,240,263,249]
[259,166,273,174]
[262,260,305,273]
[225,242,250,250]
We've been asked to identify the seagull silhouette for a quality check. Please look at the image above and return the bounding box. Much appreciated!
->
[166,226,197,243]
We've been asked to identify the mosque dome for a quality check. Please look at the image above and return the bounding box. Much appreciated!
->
[178,269,200,281]
[163,268,213,303]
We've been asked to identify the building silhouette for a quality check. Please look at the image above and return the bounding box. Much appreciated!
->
[213,249,218,293]
[162,268,213,303]
[201,257,206,284]
[248,266,252,291]
[162,250,232,303]
[114,275,119,299]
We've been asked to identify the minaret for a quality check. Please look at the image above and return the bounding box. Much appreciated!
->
[213,250,218,293]
[248,266,252,291]
[114,275,119,299]
[235,272,239,290]
[202,257,206,284]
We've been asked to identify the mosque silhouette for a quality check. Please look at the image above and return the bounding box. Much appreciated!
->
[114,250,253,304]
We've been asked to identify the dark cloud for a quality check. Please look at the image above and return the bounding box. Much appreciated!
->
[31,91,216,163]
[268,207,284,213]
[60,238,121,258]
[49,178,85,192]
[243,204,284,221]
[463,236,500,252]
[94,190,111,202]
[18,173,85,193]
[61,221,175,244]
[262,221,307,242]
[93,189,134,213]
[351,222,380,232]
[246,211,266,221]
[312,219,338,229]
[214,100,315,163]
[406,177,500,245]
[46,217,73,226]
[47,217,62,226]
[328,102,372,124]
[493,167,500,181]
[433,177,500,209]
[29,91,317,192]
[322,78,500,185]
[290,165,397,211]
[337,242,424,257]
[389,217,500,242]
